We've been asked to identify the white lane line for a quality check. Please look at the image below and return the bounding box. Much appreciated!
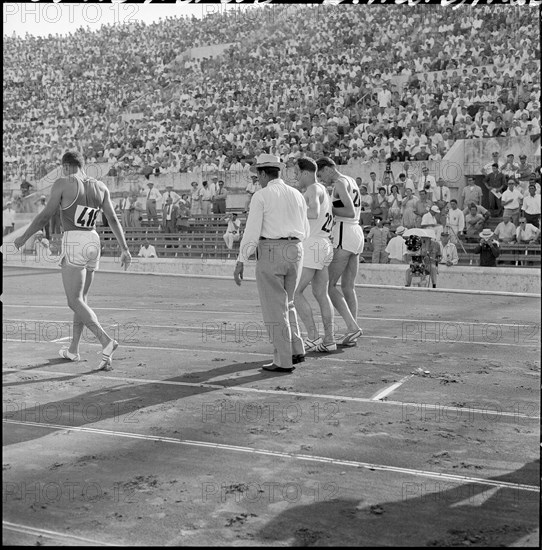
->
[371,375,414,401]
[2,521,120,546]
[3,419,539,493]
[3,309,539,328]
[3,367,539,420]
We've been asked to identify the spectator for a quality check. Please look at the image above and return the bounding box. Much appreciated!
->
[434,178,450,210]
[465,204,486,242]
[521,184,541,228]
[163,184,181,207]
[460,176,483,210]
[200,180,214,215]
[190,182,202,216]
[213,180,228,214]
[245,174,261,213]
[223,213,241,250]
[401,187,419,229]
[501,179,524,226]
[372,187,390,222]
[176,195,191,232]
[33,230,50,257]
[138,239,157,258]
[359,184,374,225]
[445,199,465,244]
[162,197,178,233]
[398,172,415,194]
[439,231,459,267]
[3,201,15,235]
[367,217,390,264]
[494,217,517,243]
[145,181,161,227]
[387,184,403,229]
[484,163,507,216]
[417,166,437,198]
[516,217,540,244]
[501,153,520,179]
[421,205,441,241]
[117,191,131,228]
[474,229,500,267]
[517,154,534,194]
[367,171,381,196]
[385,225,407,264]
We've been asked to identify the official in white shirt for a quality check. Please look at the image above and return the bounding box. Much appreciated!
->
[234,154,310,373]
[434,178,451,209]
[439,232,459,266]
[118,192,131,228]
[501,179,524,226]
[145,182,162,227]
[417,166,437,199]
[521,184,541,227]
[385,225,407,264]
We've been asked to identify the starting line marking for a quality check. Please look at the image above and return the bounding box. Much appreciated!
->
[3,366,539,420]
[371,375,414,401]
[3,419,539,493]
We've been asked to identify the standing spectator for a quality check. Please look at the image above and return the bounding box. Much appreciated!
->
[494,217,517,243]
[162,197,178,233]
[213,180,228,214]
[501,153,520,179]
[417,166,437,198]
[401,187,419,229]
[190,182,202,216]
[176,195,191,232]
[474,229,500,267]
[460,176,483,209]
[163,184,181,207]
[421,205,441,241]
[118,192,131,228]
[434,178,450,211]
[358,184,374,225]
[372,187,390,222]
[482,151,503,176]
[3,201,15,235]
[245,174,261,213]
[521,184,541,228]
[465,204,486,242]
[439,232,459,267]
[445,200,465,244]
[484,163,507,216]
[387,185,403,229]
[516,217,540,244]
[138,239,158,258]
[367,171,381,196]
[501,179,524,226]
[129,193,144,228]
[367,217,390,264]
[234,153,309,373]
[517,154,534,194]
[200,181,214,215]
[223,213,241,250]
[385,225,407,264]
[145,181,161,227]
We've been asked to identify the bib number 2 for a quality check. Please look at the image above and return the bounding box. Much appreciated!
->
[321,212,333,233]
[75,205,99,228]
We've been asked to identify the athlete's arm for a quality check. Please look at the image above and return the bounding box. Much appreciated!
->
[332,178,355,218]
[101,184,132,269]
[305,185,321,220]
[14,178,64,248]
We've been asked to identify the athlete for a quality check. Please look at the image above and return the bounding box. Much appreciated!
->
[293,158,336,352]
[315,157,364,346]
[14,151,132,370]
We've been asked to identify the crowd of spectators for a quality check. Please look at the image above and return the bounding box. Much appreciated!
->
[3,5,540,188]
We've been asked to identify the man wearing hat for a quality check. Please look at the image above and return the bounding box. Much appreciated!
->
[234,154,309,373]
[474,229,500,267]
[3,201,16,236]
[245,173,261,213]
[145,181,162,226]
[421,205,441,241]
[385,225,407,264]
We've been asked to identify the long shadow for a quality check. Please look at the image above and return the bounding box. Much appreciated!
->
[256,460,540,546]
[2,359,294,446]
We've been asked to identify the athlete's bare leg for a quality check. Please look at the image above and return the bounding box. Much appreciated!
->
[341,254,360,322]
[61,261,114,354]
[311,267,335,345]
[67,268,94,355]
[294,267,319,341]
[328,249,360,333]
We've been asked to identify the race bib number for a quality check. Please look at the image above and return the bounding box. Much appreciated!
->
[75,204,100,228]
[321,212,333,233]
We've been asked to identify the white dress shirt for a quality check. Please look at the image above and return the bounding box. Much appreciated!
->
[434,185,451,203]
[238,179,310,264]
[385,235,407,262]
[522,194,541,215]
[516,224,539,242]
[138,245,157,258]
[146,188,162,201]
[164,190,181,206]
[439,242,459,265]
[501,188,523,210]
[446,208,465,233]
[417,174,437,194]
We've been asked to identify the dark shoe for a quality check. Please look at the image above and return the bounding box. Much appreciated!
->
[292,354,305,365]
[262,363,295,373]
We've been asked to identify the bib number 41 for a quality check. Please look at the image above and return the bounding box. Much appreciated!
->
[75,205,99,228]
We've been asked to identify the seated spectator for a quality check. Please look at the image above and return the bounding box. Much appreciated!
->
[474,229,500,267]
[462,201,490,220]
[223,213,242,250]
[385,225,407,264]
[521,183,541,228]
[516,218,540,244]
[494,217,517,243]
[439,231,459,267]
[138,240,157,258]
[464,204,486,242]
[501,179,524,226]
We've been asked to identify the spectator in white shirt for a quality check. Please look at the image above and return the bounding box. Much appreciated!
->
[138,240,158,258]
[494,217,517,243]
[516,218,540,244]
[417,166,437,198]
[145,182,162,227]
[245,174,261,213]
[521,184,541,228]
[501,179,524,226]
[445,200,465,244]
[223,213,242,250]
[163,184,181,207]
[385,225,407,264]
[434,178,451,209]
[439,232,459,266]
[3,201,16,235]
[367,172,381,196]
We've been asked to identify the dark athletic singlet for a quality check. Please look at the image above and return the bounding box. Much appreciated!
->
[60,175,104,232]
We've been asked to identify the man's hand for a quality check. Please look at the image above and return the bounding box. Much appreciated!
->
[234,261,244,286]
[446,260,453,267]
[120,250,132,271]
[13,236,26,250]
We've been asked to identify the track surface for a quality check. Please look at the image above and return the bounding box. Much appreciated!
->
[2,266,540,546]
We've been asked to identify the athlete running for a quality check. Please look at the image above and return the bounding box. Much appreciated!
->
[14,151,132,370]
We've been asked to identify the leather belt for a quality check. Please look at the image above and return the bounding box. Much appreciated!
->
[260,237,300,241]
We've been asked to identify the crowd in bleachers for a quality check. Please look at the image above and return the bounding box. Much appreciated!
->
[3,5,540,187]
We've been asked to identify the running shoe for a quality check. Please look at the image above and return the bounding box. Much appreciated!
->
[336,328,363,347]
[314,341,337,353]
[303,337,323,352]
